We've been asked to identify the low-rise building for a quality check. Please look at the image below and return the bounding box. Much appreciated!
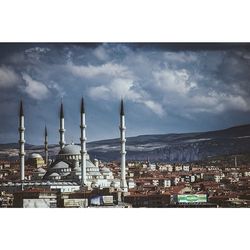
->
[183,165,190,172]
[124,191,170,207]
[13,189,57,208]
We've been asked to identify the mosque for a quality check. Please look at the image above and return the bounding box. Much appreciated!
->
[0,98,130,193]
[41,100,121,189]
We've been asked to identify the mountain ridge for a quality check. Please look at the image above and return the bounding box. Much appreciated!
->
[1,124,250,162]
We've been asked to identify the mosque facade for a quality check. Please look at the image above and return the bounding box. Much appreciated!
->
[43,143,120,188]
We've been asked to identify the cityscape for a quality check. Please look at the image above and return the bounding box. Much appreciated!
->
[0,43,250,208]
[1,3,249,250]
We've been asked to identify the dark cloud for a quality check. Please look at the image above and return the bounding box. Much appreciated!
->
[0,43,250,144]
[128,43,250,51]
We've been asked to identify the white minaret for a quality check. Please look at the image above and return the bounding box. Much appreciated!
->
[120,99,128,192]
[80,97,87,186]
[44,125,48,165]
[59,102,66,150]
[234,156,238,168]
[19,100,25,182]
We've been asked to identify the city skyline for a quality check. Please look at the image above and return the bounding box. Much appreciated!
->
[1,43,250,144]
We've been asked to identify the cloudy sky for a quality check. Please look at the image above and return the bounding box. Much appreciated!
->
[0,43,250,145]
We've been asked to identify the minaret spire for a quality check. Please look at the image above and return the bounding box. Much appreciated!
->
[19,100,25,182]
[59,100,66,149]
[20,100,24,116]
[80,97,87,186]
[44,125,48,165]
[60,101,64,118]
[81,96,85,114]
[120,99,128,192]
[120,99,124,116]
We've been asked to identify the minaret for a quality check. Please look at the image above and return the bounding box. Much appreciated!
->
[19,100,25,182]
[80,97,87,186]
[44,125,48,165]
[234,156,237,168]
[59,101,66,150]
[120,99,128,192]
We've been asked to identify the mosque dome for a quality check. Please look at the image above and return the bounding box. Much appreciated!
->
[36,168,46,173]
[52,161,70,169]
[27,153,45,168]
[59,144,81,155]
[57,144,91,162]
[29,153,43,159]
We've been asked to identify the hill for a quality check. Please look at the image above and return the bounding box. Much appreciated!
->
[1,124,250,163]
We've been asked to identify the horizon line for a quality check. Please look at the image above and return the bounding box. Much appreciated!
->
[1,122,249,146]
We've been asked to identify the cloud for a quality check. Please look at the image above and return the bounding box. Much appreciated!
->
[225,95,250,112]
[48,81,66,98]
[93,46,109,61]
[89,85,110,100]
[153,68,197,96]
[88,77,165,116]
[66,62,133,79]
[22,73,50,100]
[25,47,50,54]
[164,51,198,63]
[88,78,135,100]
[167,87,250,116]
[24,47,50,61]
[109,78,134,97]
[143,100,165,117]
[0,66,19,88]
[66,59,166,116]
[195,92,250,113]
